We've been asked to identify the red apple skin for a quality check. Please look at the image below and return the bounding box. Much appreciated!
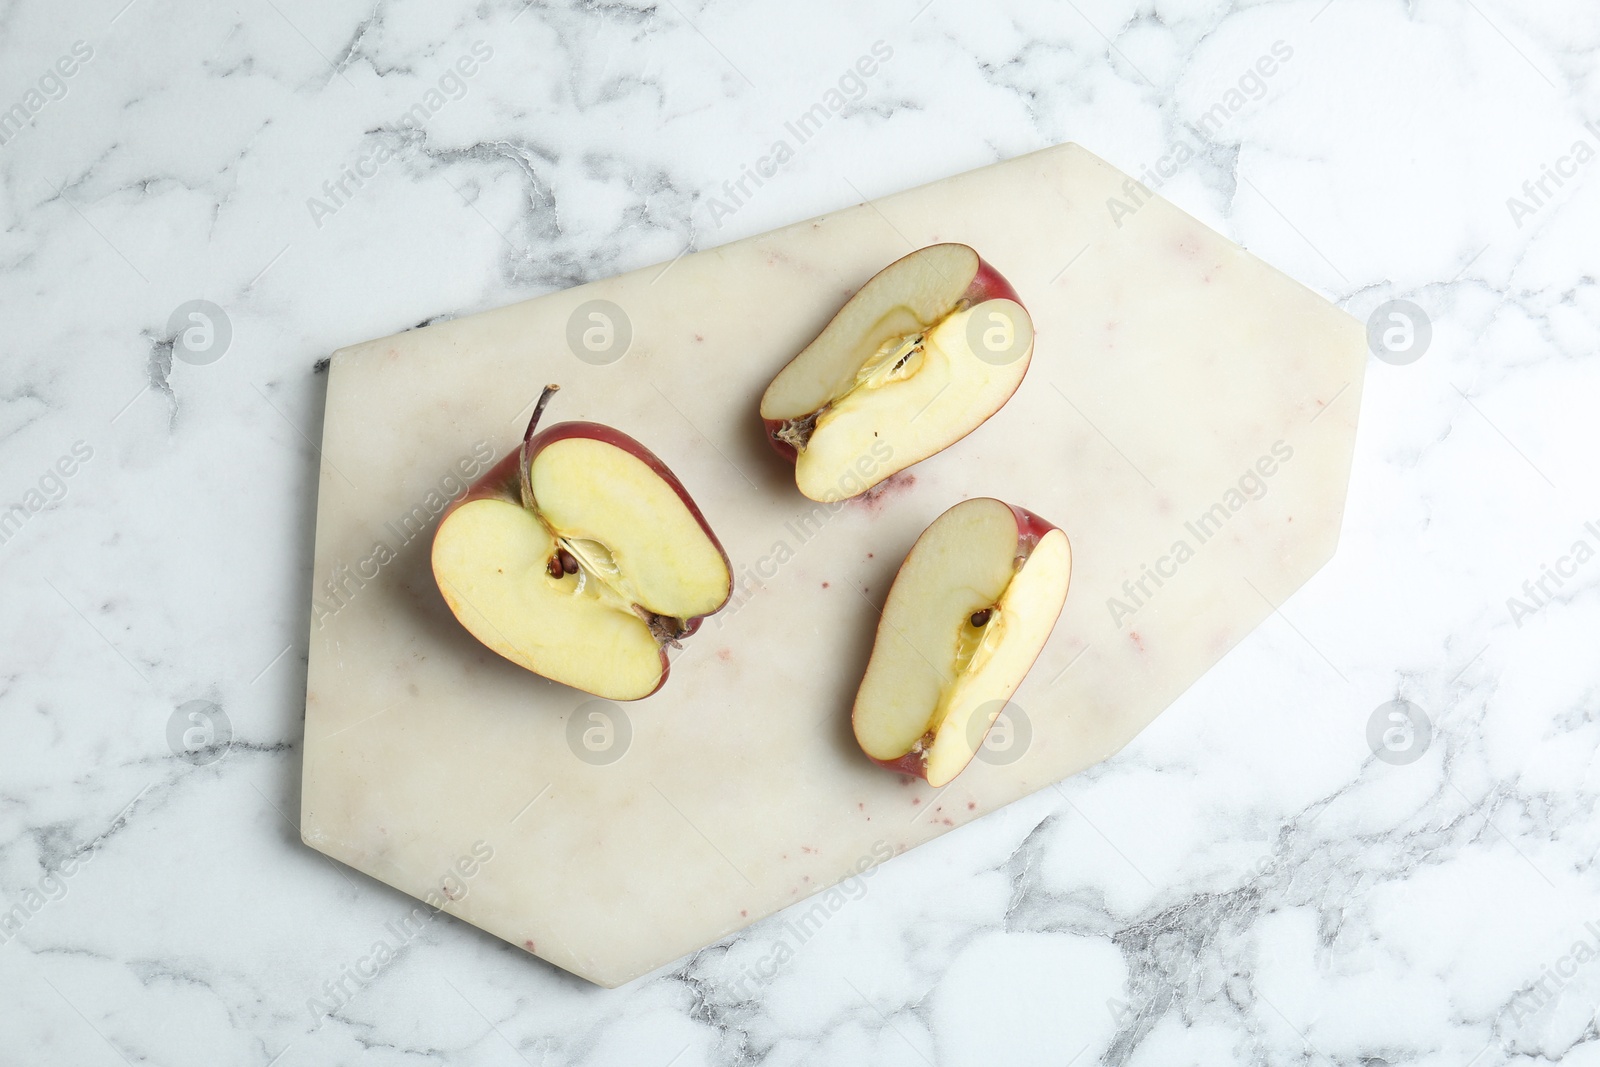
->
[964,256,1023,308]
[860,498,1063,781]
[432,418,732,699]
[761,248,1029,461]
[868,748,933,778]
[1006,501,1060,557]
[765,429,800,464]
[441,448,522,519]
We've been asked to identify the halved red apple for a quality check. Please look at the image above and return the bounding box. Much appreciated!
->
[852,497,1070,786]
[432,386,732,701]
[760,244,1034,502]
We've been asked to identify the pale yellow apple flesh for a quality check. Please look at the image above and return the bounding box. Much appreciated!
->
[853,498,1071,787]
[763,243,981,420]
[432,437,731,701]
[528,438,730,619]
[794,302,1033,502]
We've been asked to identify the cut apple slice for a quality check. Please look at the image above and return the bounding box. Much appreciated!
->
[760,244,1035,502]
[852,497,1071,786]
[433,387,732,701]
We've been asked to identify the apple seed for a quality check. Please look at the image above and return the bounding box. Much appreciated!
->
[969,609,991,628]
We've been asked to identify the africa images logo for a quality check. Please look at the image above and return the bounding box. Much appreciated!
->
[1504,518,1600,628]
[311,441,497,628]
[1505,120,1600,229]
[1106,441,1294,626]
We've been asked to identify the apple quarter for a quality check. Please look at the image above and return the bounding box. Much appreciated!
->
[759,243,1035,501]
[301,142,1365,987]
[853,497,1072,788]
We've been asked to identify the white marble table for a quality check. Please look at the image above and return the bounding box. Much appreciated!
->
[1,0,1596,1063]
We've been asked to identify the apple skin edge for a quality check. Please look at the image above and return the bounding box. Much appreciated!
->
[965,254,1024,308]
[862,499,1064,782]
[760,247,1028,462]
[433,407,733,699]
[440,447,523,518]
[1006,500,1057,560]
[867,749,933,778]
[764,426,800,464]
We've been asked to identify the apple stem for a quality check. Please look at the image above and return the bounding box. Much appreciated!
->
[519,384,560,510]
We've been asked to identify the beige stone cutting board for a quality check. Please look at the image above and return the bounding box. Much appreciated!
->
[301,143,1365,987]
